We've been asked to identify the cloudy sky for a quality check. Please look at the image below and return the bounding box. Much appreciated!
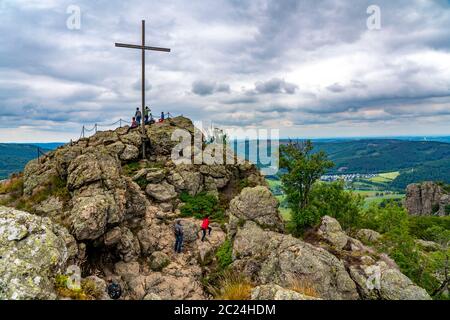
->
[1,0,450,142]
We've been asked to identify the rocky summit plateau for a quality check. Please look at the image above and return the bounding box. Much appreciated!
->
[0,117,431,300]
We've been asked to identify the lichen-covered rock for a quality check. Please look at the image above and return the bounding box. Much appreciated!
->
[146,181,177,202]
[34,196,64,217]
[149,251,170,271]
[120,144,140,161]
[405,182,449,216]
[316,216,349,249]
[356,229,382,243]
[0,206,77,300]
[232,221,359,300]
[251,284,320,300]
[146,169,166,183]
[349,262,431,300]
[70,192,114,240]
[228,186,284,232]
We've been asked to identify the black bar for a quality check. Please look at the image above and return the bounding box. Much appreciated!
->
[115,42,171,52]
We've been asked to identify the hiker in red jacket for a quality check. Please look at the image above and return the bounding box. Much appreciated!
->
[201,215,212,241]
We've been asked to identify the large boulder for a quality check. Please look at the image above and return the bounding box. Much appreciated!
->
[145,181,177,202]
[405,182,449,216]
[228,186,284,232]
[232,221,359,300]
[348,261,431,300]
[0,206,77,299]
[356,229,382,243]
[316,216,349,249]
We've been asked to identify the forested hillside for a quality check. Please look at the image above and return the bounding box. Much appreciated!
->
[0,144,52,179]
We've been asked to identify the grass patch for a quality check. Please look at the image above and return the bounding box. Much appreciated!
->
[208,271,253,300]
[122,161,141,176]
[288,278,320,298]
[216,239,233,270]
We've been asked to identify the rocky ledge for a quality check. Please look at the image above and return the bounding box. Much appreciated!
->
[0,117,431,300]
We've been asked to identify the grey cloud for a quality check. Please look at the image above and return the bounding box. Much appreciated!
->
[192,80,231,96]
[327,83,346,93]
[254,78,298,95]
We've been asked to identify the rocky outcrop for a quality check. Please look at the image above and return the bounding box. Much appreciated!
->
[251,284,320,300]
[311,216,431,300]
[228,186,284,233]
[0,206,77,299]
[232,221,359,300]
[0,116,434,301]
[405,182,450,216]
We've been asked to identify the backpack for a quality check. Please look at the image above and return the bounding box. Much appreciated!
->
[107,283,122,300]
[174,224,182,236]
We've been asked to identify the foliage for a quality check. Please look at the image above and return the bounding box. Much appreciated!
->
[357,204,450,298]
[390,159,450,190]
[216,239,233,270]
[279,140,334,235]
[408,216,450,245]
[305,181,364,230]
[179,192,224,222]
[208,271,252,300]
[54,275,104,300]
[446,205,450,215]
[122,161,140,176]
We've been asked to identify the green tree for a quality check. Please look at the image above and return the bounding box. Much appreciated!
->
[279,140,334,234]
[308,181,364,230]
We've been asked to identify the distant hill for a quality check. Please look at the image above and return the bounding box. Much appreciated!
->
[310,139,450,174]
[0,143,63,179]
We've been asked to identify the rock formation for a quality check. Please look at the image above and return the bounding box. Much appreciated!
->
[0,116,432,300]
[405,182,450,216]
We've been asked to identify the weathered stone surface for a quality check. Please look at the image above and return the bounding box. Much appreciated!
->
[34,196,64,217]
[228,186,284,232]
[23,159,58,195]
[251,284,320,300]
[149,251,170,271]
[356,229,382,243]
[0,206,76,300]
[316,216,349,249]
[349,262,431,300]
[146,169,166,183]
[120,144,140,161]
[70,191,114,240]
[119,130,142,147]
[405,182,449,216]
[146,181,177,202]
[104,227,122,246]
[232,221,359,300]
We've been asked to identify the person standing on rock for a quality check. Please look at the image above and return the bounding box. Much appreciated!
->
[135,107,142,125]
[174,219,184,253]
[201,215,212,241]
[144,106,151,124]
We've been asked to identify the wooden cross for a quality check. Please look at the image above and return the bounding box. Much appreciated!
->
[115,20,171,158]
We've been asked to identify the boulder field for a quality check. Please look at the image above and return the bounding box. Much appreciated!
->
[0,117,431,300]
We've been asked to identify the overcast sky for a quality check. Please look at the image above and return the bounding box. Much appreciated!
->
[1,0,450,142]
